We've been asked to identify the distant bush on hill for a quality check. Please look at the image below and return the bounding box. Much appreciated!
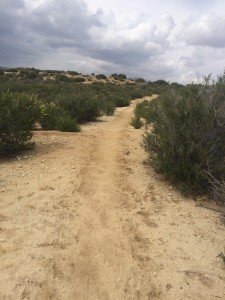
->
[73,77,86,83]
[111,73,127,80]
[55,74,72,82]
[135,78,146,83]
[66,71,80,76]
[96,74,107,80]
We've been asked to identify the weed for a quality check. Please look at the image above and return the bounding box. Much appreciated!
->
[131,116,144,129]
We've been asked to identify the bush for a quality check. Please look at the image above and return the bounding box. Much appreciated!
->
[143,79,225,195]
[73,77,85,83]
[96,74,107,80]
[135,78,146,83]
[55,74,74,82]
[131,116,144,129]
[102,101,115,116]
[0,92,41,155]
[134,100,156,121]
[27,71,39,79]
[113,96,130,107]
[66,71,80,76]
[60,93,103,123]
[111,73,127,80]
[56,115,80,132]
[40,102,80,132]
[40,102,64,130]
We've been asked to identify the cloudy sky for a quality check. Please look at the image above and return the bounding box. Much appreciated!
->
[1,0,225,83]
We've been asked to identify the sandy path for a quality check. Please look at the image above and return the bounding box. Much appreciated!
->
[0,96,225,299]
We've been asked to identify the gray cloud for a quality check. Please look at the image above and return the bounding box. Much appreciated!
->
[30,0,102,47]
[0,0,175,74]
[0,0,103,66]
[87,13,175,67]
[181,14,225,48]
[1,0,224,83]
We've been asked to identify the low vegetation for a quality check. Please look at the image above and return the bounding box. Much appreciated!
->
[0,92,41,155]
[39,102,80,132]
[130,116,144,129]
[0,67,161,156]
[135,75,225,202]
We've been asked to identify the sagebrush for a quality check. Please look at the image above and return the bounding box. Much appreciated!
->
[142,78,225,198]
[0,92,41,155]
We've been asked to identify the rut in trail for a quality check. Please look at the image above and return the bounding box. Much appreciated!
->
[68,102,159,299]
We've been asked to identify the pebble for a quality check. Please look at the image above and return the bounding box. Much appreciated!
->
[0,239,6,242]
[166,284,173,290]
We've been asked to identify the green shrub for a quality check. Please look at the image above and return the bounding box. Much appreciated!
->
[73,77,85,83]
[55,74,72,82]
[40,102,64,130]
[131,116,144,129]
[27,71,39,79]
[118,74,127,80]
[134,100,157,121]
[8,68,18,73]
[111,73,127,80]
[56,115,80,132]
[113,96,130,107]
[143,80,225,195]
[135,78,146,83]
[111,74,119,80]
[96,74,107,80]
[0,92,41,155]
[102,101,115,116]
[131,92,143,99]
[66,71,80,76]
[40,102,80,132]
[60,93,103,123]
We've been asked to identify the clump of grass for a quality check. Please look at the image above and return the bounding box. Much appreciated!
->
[131,116,144,129]
[217,250,225,264]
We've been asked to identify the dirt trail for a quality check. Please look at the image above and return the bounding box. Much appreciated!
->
[0,95,225,300]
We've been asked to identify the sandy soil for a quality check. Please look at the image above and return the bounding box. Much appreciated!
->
[0,95,225,300]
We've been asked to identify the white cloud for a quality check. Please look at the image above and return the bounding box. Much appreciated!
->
[181,14,225,48]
